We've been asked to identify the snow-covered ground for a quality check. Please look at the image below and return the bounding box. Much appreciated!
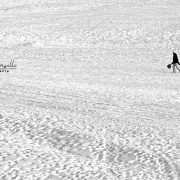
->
[0,1,180,180]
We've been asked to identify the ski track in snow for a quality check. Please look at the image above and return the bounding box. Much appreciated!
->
[0,2,180,180]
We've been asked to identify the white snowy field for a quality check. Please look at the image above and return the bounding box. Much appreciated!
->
[0,1,180,180]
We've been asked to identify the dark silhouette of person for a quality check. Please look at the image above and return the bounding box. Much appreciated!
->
[172,52,180,73]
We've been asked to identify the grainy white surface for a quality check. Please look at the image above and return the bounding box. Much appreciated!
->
[0,1,180,180]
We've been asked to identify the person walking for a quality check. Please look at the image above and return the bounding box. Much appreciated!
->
[171,52,180,73]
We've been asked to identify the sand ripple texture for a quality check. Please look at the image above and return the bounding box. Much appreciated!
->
[0,2,180,180]
[0,84,179,180]
[0,0,179,12]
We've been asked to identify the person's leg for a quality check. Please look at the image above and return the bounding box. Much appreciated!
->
[173,64,176,73]
[175,64,180,72]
